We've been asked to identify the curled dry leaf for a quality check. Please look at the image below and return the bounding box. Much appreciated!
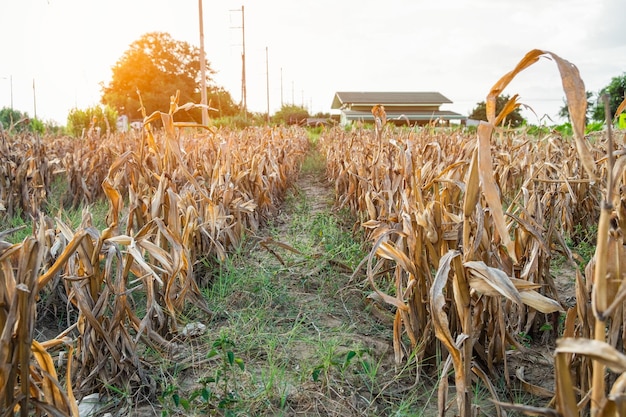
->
[556,338,626,373]
[465,260,522,305]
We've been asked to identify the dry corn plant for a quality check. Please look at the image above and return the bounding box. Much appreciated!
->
[0,90,308,414]
[0,131,53,220]
[58,131,138,209]
[0,220,80,416]
[56,91,308,399]
[543,95,626,417]
[321,50,613,416]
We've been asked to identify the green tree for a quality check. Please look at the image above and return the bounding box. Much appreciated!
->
[469,94,525,128]
[101,32,222,123]
[591,72,626,122]
[67,105,118,138]
[0,107,44,134]
[271,104,309,125]
[206,86,240,118]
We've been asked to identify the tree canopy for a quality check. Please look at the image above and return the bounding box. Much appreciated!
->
[0,107,43,134]
[101,32,239,122]
[271,105,309,125]
[591,72,626,122]
[469,94,525,128]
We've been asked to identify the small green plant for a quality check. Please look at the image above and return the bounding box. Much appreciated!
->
[311,345,368,390]
[517,332,532,348]
[0,206,30,244]
[157,334,246,416]
[157,382,211,417]
[205,334,245,410]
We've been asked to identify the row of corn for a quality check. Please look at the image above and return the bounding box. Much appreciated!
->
[0,94,309,415]
[322,50,626,416]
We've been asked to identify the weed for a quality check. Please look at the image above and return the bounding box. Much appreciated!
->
[517,332,533,348]
[158,334,246,416]
[564,223,597,271]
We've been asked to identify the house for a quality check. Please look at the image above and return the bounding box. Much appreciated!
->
[330,91,466,126]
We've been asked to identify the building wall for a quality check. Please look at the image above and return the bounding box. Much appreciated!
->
[349,104,441,112]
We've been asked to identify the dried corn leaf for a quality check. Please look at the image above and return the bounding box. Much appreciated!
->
[519,290,564,314]
[376,240,418,278]
[31,340,72,413]
[491,400,561,417]
[555,346,583,417]
[487,49,595,180]
[430,250,468,415]
[465,260,522,305]
[477,123,518,263]
[516,367,554,398]
[367,231,409,312]
[556,338,626,373]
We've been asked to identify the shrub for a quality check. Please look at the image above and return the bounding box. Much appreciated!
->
[67,105,118,138]
[0,107,43,134]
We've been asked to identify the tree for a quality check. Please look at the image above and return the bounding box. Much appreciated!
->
[206,86,240,118]
[591,72,626,122]
[101,32,238,123]
[469,94,525,128]
[0,107,43,134]
[271,105,309,125]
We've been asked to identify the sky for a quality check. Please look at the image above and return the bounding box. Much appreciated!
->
[0,0,624,126]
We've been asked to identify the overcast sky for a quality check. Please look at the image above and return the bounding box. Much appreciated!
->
[0,0,624,125]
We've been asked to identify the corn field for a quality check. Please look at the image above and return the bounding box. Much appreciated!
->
[321,50,626,416]
[1,50,626,416]
[0,94,308,415]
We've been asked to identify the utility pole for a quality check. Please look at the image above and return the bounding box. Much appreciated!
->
[33,78,37,119]
[230,6,247,119]
[265,46,270,123]
[1,75,12,110]
[280,68,283,107]
[198,0,209,125]
[241,5,247,118]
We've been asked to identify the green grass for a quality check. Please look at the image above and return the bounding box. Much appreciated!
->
[551,222,597,275]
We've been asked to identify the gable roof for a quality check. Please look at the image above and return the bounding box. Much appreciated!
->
[331,92,452,109]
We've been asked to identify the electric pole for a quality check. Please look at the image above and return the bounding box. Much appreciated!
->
[198,0,209,125]
[266,46,270,123]
[241,5,247,118]
[33,79,37,119]
[1,75,12,110]
[231,6,247,119]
